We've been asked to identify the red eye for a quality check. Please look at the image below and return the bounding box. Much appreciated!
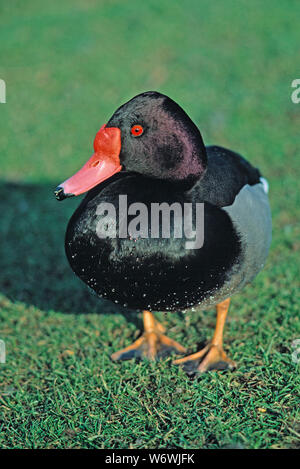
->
[131,124,144,137]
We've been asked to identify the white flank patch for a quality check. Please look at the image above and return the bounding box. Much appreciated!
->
[260,177,269,194]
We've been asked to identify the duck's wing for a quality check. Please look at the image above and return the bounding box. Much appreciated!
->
[192,145,271,301]
[195,145,262,207]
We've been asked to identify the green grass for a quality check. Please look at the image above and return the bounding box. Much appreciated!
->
[0,0,300,449]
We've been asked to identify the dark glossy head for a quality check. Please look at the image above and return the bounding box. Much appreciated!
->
[107,91,207,186]
[55,91,207,200]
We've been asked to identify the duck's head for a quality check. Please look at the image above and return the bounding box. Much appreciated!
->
[54,91,207,200]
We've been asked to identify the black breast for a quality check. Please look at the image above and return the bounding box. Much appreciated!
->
[65,175,241,311]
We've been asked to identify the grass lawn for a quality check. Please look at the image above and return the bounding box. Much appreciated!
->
[0,0,299,449]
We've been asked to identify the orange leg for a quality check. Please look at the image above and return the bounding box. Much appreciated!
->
[174,298,236,374]
[111,310,186,361]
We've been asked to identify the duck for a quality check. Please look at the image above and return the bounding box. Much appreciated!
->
[54,91,272,374]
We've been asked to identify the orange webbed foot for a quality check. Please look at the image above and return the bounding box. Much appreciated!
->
[111,314,186,361]
[173,343,236,375]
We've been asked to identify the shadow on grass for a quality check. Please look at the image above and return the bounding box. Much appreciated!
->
[0,180,139,324]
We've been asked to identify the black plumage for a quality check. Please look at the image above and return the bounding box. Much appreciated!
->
[55,91,271,372]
